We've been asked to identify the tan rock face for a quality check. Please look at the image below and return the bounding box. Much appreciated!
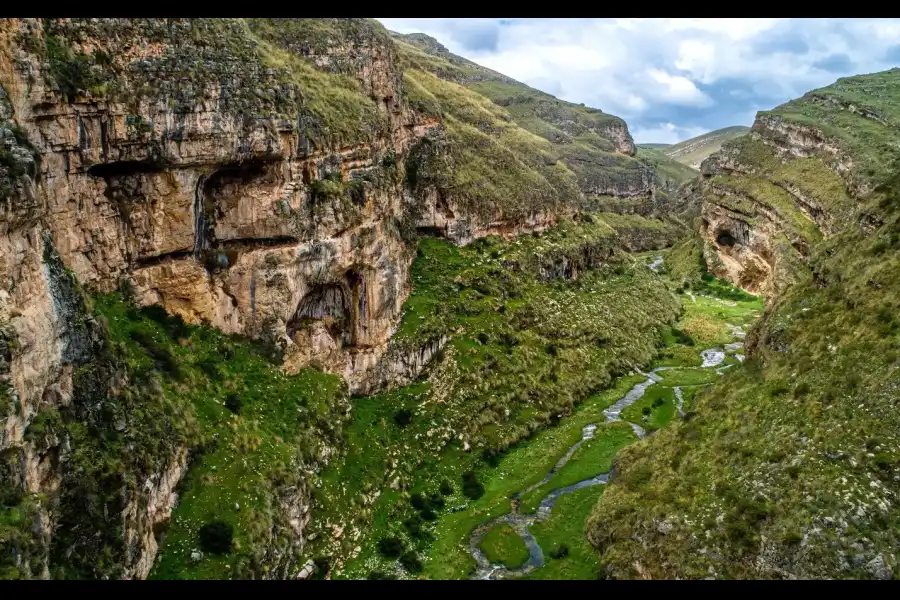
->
[0,17,430,578]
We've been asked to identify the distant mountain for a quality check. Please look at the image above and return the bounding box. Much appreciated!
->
[659,126,751,170]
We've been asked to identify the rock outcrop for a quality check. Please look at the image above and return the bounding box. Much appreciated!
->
[587,68,900,581]
[0,18,687,580]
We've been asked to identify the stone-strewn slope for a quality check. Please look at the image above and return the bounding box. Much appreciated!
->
[587,69,900,580]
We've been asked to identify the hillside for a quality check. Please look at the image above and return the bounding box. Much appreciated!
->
[587,69,900,580]
[661,126,751,170]
[392,32,698,228]
[0,18,696,580]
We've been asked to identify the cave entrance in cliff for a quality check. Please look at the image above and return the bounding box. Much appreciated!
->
[286,269,368,349]
[716,229,737,247]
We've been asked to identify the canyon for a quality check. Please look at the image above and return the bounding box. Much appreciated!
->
[2,17,899,581]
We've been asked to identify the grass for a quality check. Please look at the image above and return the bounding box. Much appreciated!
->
[523,486,606,580]
[479,523,530,569]
[619,386,677,431]
[392,31,692,225]
[74,295,350,581]
[662,126,750,168]
[518,423,636,513]
[635,146,698,191]
[587,69,900,580]
[656,368,720,387]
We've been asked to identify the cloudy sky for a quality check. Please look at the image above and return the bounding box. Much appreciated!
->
[378,18,900,144]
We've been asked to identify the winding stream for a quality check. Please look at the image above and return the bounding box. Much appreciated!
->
[466,349,733,579]
[466,257,749,579]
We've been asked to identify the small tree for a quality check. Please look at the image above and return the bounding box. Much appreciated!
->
[198,520,233,555]
[394,409,413,427]
[399,551,423,574]
[439,479,454,496]
[462,471,485,500]
[377,536,404,558]
[225,393,243,414]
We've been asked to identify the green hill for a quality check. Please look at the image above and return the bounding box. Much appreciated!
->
[587,68,900,581]
[662,125,751,169]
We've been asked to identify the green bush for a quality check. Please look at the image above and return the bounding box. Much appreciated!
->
[399,551,423,574]
[549,544,569,559]
[439,479,454,496]
[462,471,485,500]
[224,393,243,414]
[367,570,397,580]
[394,409,413,427]
[198,520,233,555]
[376,537,404,558]
[312,556,330,579]
[128,330,181,379]
[410,492,426,511]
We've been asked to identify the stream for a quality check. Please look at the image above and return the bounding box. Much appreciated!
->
[466,256,744,580]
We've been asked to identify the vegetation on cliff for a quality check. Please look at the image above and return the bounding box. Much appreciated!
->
[588,69,900,580]
[297,220,683,579]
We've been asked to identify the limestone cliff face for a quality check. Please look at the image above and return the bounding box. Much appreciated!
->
[0,17,433,579]
[693,106,860,299]
[0,18,681,579]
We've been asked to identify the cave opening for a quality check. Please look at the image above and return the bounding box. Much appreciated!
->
[716,230,737,247]
[285,269,369,349]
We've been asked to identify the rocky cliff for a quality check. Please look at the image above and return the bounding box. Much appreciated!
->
[587,69,900,580]
[0,18,689,580]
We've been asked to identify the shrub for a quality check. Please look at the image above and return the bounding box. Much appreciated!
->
[642,406,652,416]
[403,514,424,538]
[312,556,330,579]
[550,544,569,559]
[420,509,437,521]
[129,330,181,378]
[482,448,503,467]
[197,358,220,379]
[439,479,454,496]
[399,551,423,574]
[198,520,234,555]
[651,398,664,408]
[545,343,558,356]
[462,471,485,500]
[428,492,445,510]
[377,537,404,558]
[394,408,413,427]
[477,332,489,344]
[224,393,242,414]
[793,382,810,398]
[367,570,397,580]
[410,492,426,511]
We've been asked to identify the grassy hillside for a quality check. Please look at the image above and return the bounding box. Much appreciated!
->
[299,221,682,579]
[662,126,750,169]
[635,146,699,193]
[587,69,900,580]
[393,32,676,222]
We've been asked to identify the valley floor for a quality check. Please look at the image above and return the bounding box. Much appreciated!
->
[305,246,763,580]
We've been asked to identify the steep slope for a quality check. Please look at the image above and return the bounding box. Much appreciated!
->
[662,125,750,170]
[587,69,900,580]
[0,18,693,580]
[392,32,695,239]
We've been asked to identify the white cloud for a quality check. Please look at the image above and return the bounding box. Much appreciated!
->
[379,18,900,143]
[647,68,714,106]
